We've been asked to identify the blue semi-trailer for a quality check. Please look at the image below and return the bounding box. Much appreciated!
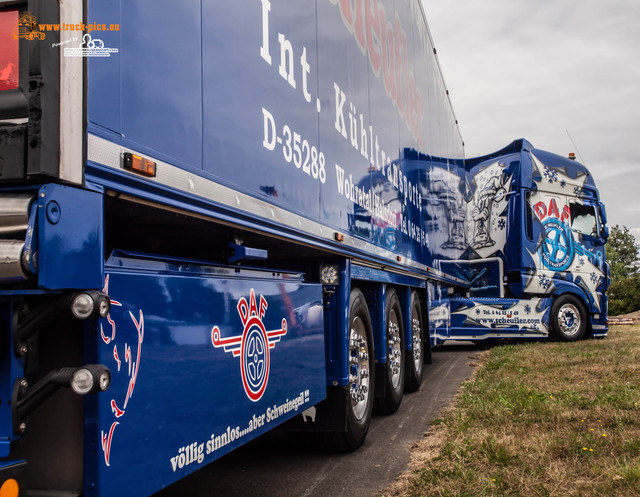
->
[0,0,608,495]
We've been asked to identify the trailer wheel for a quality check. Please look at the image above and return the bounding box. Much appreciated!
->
[404,291,424,392]
[375,288,405,414]
[332,288,375,452]
[550,294,587,341]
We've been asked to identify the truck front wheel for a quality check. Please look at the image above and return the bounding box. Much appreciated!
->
[550,295,587,341]
[331,288,375,451]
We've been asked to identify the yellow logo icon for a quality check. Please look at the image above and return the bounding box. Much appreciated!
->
[12,12,45,40]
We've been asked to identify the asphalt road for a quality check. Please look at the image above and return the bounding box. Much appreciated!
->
[155,342,478,497]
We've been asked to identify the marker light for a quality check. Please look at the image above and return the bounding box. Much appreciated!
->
[99,370,111,391]
[71,293,94,319]
[71,368,93,394]
[71,365,111,395]
[320,265,339,285]
[0,478,19,497]
[98,298,110,317]
[122,152,157,177]
[70,291,111,319]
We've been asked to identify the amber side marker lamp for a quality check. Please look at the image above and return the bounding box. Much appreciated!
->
[0,478,19,497]
[122,152,157,177]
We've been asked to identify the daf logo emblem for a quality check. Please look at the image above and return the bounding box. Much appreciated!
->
[211,289,287,402]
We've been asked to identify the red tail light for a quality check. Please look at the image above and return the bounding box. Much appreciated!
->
[0,9,19,91]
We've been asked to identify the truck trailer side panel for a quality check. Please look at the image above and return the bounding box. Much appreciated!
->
[85,0,464,278]
[85,254,326,497]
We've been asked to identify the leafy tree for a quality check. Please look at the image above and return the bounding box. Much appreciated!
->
[606,225,640,315]
[608,276,640,315]
[606,225,640,283]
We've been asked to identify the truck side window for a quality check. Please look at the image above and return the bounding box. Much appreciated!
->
[570,203,597,237]
[525,191,534,241]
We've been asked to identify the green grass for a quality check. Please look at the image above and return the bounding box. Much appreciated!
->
[383,326,640,497]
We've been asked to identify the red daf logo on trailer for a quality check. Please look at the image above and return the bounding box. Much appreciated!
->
[211,289,287,402]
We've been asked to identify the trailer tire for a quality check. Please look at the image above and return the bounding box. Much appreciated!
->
[550,294,587,341]
[375,288,405,414]
[424,341,432,365]
[404,291,424,392]
[331,288,375,452]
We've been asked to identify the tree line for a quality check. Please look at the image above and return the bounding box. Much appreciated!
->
[606,225,640,316]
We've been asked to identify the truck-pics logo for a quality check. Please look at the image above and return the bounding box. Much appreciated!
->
[211,290,287,402]
[13,12,45,40]
[64,33,119,58]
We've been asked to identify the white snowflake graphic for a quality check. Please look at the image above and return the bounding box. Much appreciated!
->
[538,274,551,290]
[543,166,558,184]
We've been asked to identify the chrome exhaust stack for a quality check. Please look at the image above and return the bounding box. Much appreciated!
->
[0,194,35,282]
[0,239,27,281]
[0,194,33,234]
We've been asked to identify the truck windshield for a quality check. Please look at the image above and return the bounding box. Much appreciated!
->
[570,202,597,237]
[0,9,19,91]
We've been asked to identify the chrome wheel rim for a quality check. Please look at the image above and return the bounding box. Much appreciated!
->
[388,308,402,390]
[349,316,370,421]
[411,314,422,372]
[557,303,581,336]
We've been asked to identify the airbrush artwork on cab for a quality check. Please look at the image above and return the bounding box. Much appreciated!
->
[411,142,608,341]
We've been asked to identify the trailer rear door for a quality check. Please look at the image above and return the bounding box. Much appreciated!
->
[0,1,83,184]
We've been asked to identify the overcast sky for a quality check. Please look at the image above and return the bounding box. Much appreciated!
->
[421,0,640,241]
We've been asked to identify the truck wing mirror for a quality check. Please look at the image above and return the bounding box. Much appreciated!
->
[599,203,608,225]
